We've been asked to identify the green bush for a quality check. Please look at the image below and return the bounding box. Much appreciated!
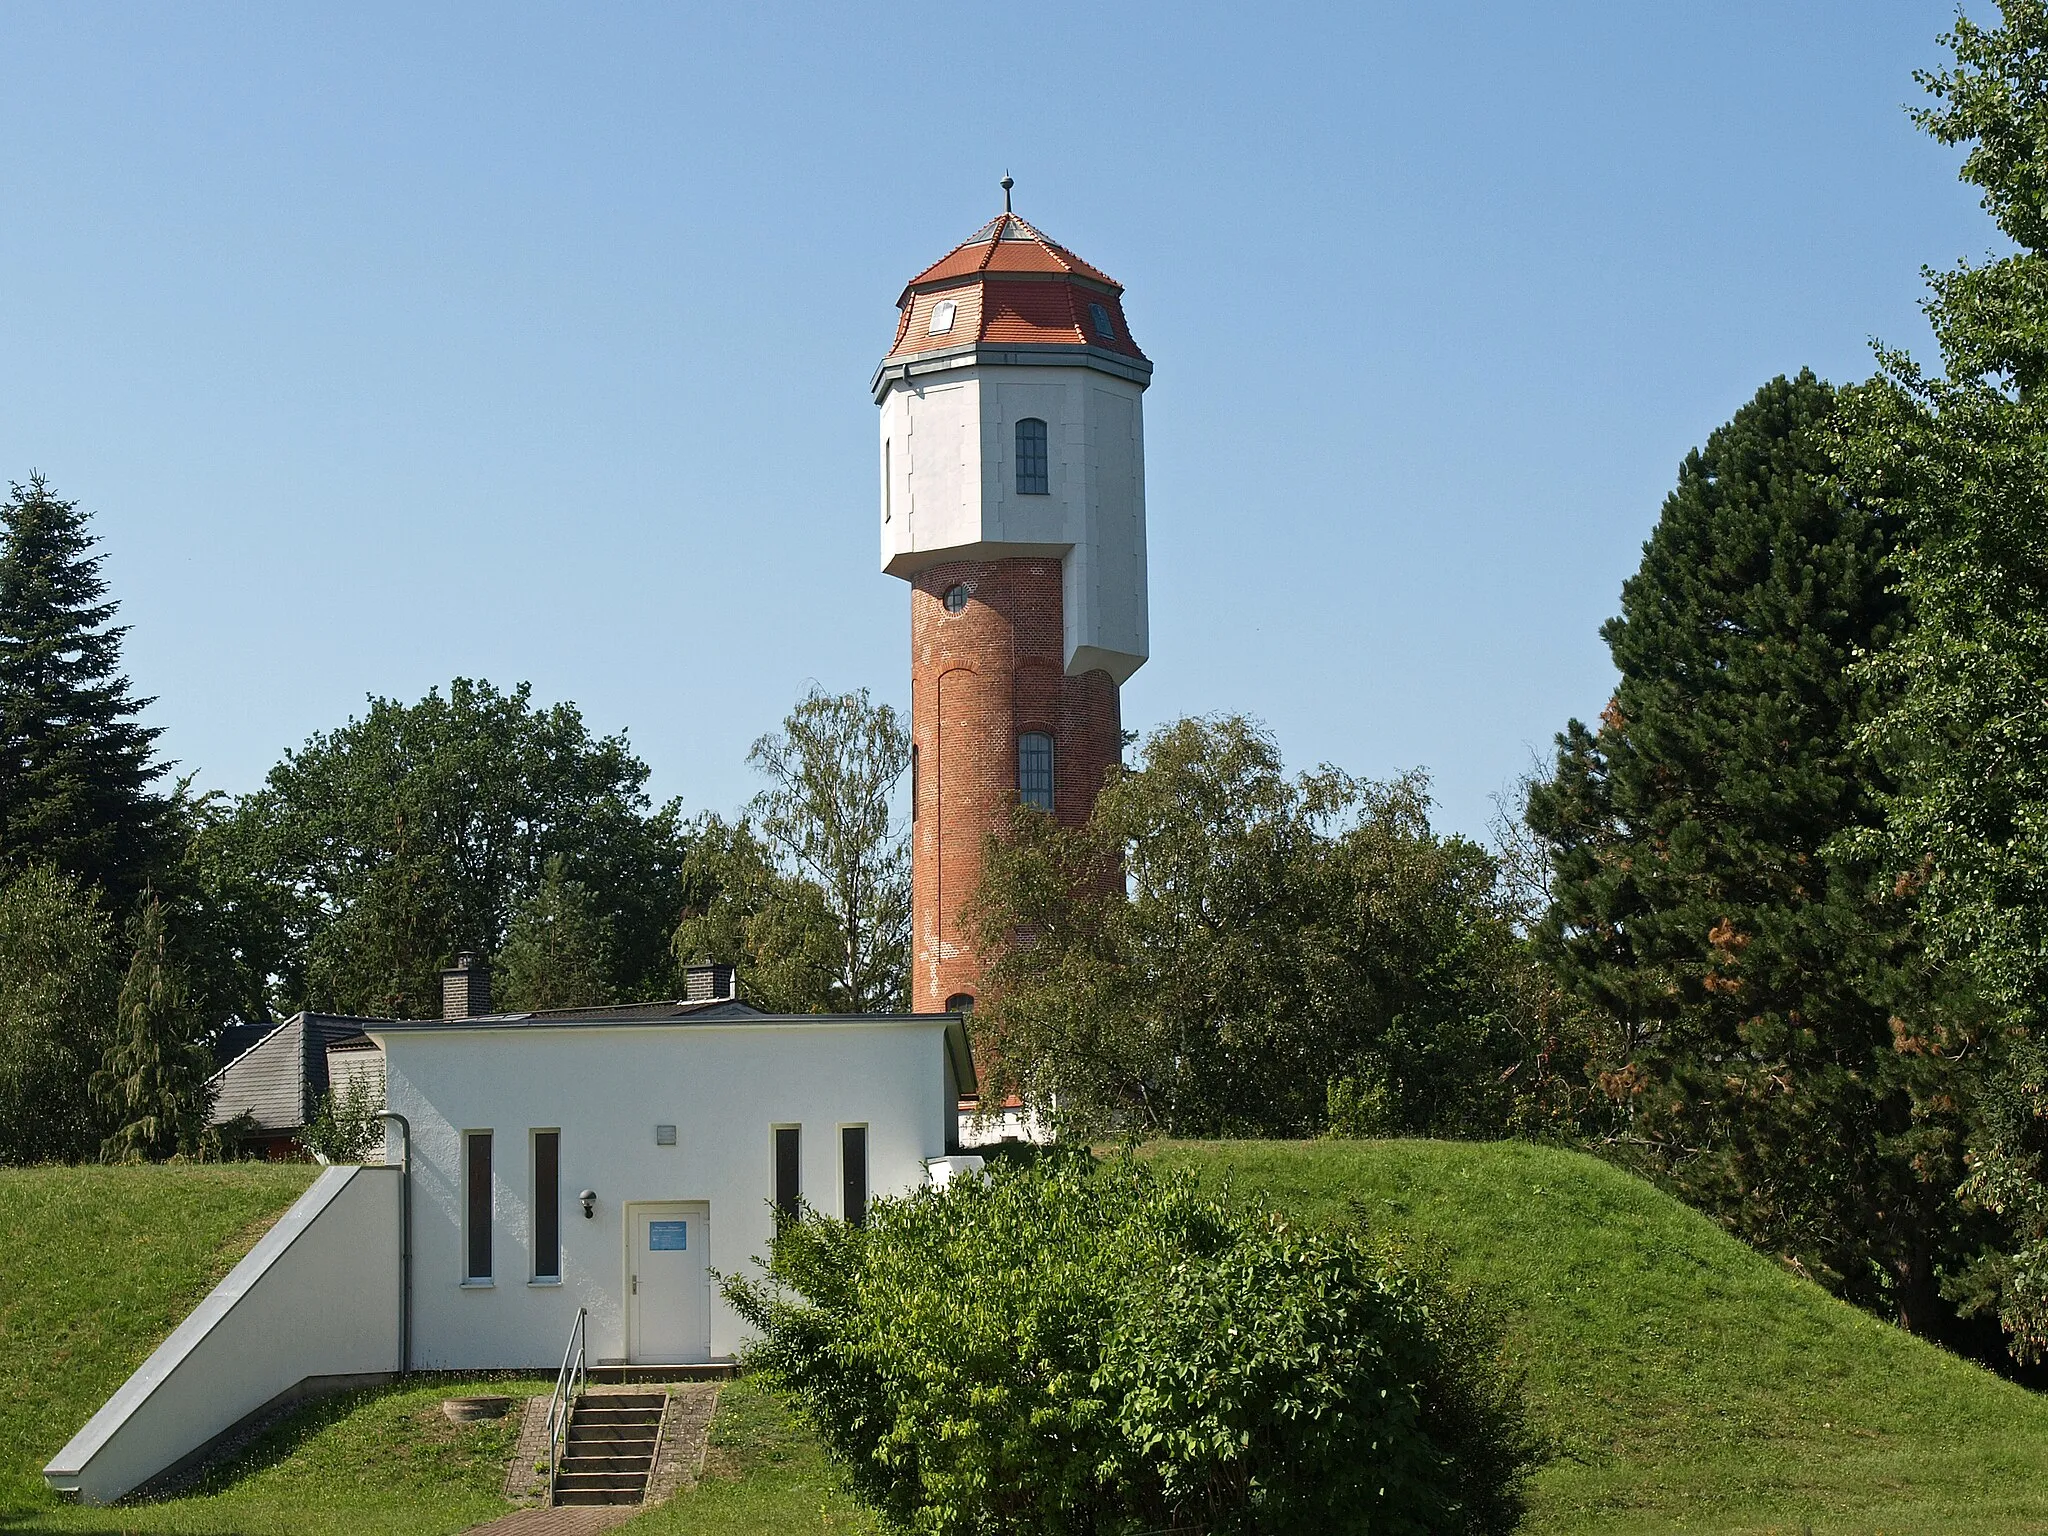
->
[724,1152,1534,1535]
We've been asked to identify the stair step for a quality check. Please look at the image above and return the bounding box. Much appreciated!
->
[583,1392,667,1407]
[562,1454,655,1474]
[573,1407,662,1423]
[555,1474,649,1493]
[568,1427,658,1446]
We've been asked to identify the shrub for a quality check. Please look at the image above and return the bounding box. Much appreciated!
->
[724,1152,1534,1535]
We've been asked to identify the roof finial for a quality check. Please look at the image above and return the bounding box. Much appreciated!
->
[1000,172,1014,214]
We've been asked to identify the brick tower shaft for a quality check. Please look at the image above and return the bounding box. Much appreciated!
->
[910,559,1122,1012]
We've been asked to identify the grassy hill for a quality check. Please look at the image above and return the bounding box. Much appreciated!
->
[1148,1139,2048,1536]
[0,1163,318,1518]
[7,1145,2048,1534]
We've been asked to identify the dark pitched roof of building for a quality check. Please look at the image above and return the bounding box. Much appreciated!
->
[207,1013,392,1132]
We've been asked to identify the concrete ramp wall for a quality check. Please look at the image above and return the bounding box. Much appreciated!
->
[44,1163,401,1505]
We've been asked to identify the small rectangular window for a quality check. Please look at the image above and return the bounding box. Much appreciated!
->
[466,1131,493,1281]
[774,1125,802,1221]
[1015,418,1049,496]
[841,1126,869,1227]
[532,1130,560,1282]
[1019,732,1055,810]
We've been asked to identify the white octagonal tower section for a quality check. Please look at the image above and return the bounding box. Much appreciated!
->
[880,364,1148,684]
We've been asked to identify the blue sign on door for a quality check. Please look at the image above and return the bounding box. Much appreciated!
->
[648,1220,688,1251]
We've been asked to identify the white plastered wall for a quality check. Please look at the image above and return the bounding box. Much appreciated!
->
[44,1165,400,1505]
[880,365,1148,682]
[377,1018,954,1370]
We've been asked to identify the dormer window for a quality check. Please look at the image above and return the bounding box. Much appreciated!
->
[1088,301,1116,340]
[1015,418,1049,496]
[928,298,958,335]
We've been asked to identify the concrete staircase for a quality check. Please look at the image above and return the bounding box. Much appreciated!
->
[554,1392,666,1507]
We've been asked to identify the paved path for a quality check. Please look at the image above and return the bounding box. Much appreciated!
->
[461,1507,637,1535]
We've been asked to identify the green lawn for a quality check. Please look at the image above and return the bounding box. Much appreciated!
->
[1147,1139,2048,1536]
[0,1163,318,1520]
[8,1147,2048,1535]
[10,1374,548,1536]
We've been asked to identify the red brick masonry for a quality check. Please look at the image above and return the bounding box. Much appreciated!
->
[910,558,1121,1014]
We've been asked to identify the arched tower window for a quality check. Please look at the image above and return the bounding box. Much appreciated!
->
[1015,418,1049,496]
[1018,731,1054,810]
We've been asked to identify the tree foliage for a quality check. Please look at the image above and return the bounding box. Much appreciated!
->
[224,678,687,1017]
[495,855,616,1012]
[671,813,844,1014]
[746,687,910,1012]
[93,892,214,1162]
[726,1153,1533,1536]
[969,716,1563,1139]
[1840,1,2048,1359]
[1525,373,1960,1324]
[0,474,168,903]
[0,866,117,1163]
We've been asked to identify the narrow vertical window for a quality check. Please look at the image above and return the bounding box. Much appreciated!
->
[842,1126,869,1227]
[882,438,892,523]
[1015,418,1049,496]
[465,1131,493,1282]
[911,743,919,821]
[1018,732,1054,810]
[533,1130,560,1282]
[774,1125,802,1221]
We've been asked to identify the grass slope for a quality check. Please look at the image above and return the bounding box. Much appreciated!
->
[0,1163,317,1518]
[13,1375,547,1536]
[1147,1139,2048,1536]
[10,1150,2048,1535]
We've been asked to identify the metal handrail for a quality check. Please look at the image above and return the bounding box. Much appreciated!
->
[543,1307,587,1507]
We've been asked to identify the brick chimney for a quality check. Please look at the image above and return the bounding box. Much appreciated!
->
[681,961,736,1003]
[440,954,492,1020]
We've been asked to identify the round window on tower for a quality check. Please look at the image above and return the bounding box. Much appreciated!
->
[943,584,970,613]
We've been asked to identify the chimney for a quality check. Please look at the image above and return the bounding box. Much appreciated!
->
[440,954,492,1020]
[681,961,736,1003]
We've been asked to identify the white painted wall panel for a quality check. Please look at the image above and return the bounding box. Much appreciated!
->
[44,1167,400,1505]
[378,1018,954,1369]
[878,365,1149,682]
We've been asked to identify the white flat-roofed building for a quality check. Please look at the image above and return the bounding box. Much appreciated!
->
[371,995,975,1369]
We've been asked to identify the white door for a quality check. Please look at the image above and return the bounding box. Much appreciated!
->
[628,1202,710,1365]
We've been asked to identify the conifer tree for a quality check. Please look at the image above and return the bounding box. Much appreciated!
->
[93,893,213,1161]
[0,475,167,900]
[496,855,616,1011]
[1527,373,1955,1327]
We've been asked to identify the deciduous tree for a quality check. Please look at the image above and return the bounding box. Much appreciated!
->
[227,679,687,1017]
[970,715,1538,1139]
[1842,0,2048,1359]
[0,866,117,1163]
[745,688,910,1012]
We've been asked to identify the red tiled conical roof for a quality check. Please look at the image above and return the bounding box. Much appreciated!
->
[885,209,1146,366]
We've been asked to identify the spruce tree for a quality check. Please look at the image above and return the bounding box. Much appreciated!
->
[93,893,214,1161]
[496,855,616,1011]
[0,475,167,900]
[1527,373,1955,1328]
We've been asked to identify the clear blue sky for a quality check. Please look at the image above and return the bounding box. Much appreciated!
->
[0,3,1990,841]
